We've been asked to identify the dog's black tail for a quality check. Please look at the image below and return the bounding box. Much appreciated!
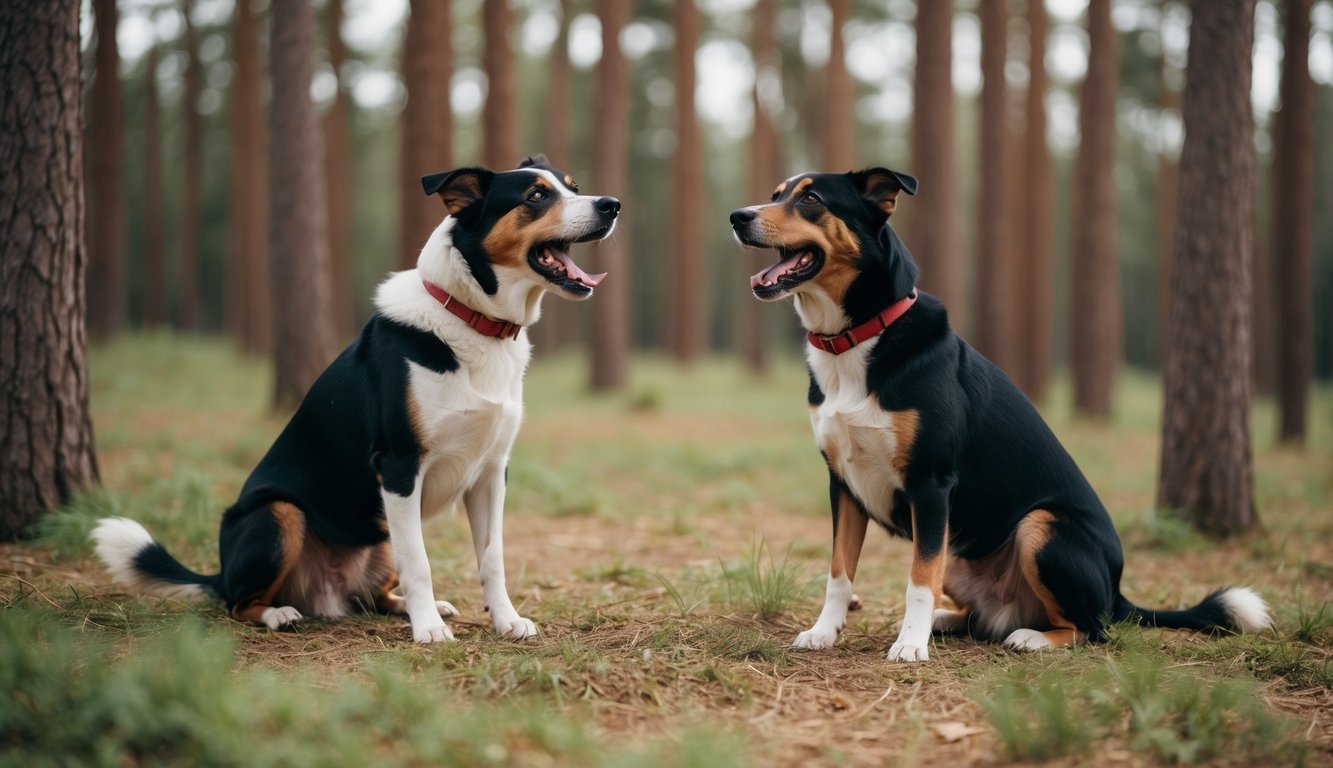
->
[1113,587,1272,634]
[92,517,220,600]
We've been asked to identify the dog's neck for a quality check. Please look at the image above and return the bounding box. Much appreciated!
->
[416,217,547,328]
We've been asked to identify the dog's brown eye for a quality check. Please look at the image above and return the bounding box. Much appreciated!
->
[528,189,546,202]
[801,192,820,205]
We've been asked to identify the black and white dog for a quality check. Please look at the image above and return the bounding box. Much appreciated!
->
[730,168,1270,661]
[94,156,619,643]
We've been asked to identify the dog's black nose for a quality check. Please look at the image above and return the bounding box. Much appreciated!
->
[595,197,621,216]
[730,208,756,228]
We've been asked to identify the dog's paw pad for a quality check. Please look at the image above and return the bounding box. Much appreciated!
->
[1003,628,1053,651]
[886,641,930,662]
[792,626,840,650]
[496,616,538,639]
[848,594,863,611]
[413,623,455,644]
[435,600,460,618]
[261,606,303,630]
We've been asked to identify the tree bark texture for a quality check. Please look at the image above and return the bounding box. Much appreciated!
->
[141,45,167,328]
[1019,0,1053,400]
[86,0,126,340]
[1274,0,1314,443]
[324,0,357,341]
[176,4,202,329]
[398,0,452,269]
[588,0,632,391]
[741,0,779,374]
[226,0,272,355]
[1155,6,1181,372]
[1069,0,1121,417]
[268,0,337,409]
[1158,0,1259,537]
[821,0,854,170]
[1,0,100,539]
[482,0,518,171]
[910,0,964,333]
[669,0,706,363]
[974,0,1018,376]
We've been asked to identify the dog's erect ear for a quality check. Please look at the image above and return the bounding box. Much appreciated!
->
[850,167,918,217]
[518,154,550,169]
[421,167,494,215]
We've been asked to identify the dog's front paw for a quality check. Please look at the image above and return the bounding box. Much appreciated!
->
[792,625,840,650]
[1002,628,1053,651]
[886,640,930,662]
[494,615,538,639]
[412,619,455,644]
[261,605,303,630]
[435,600,460,618]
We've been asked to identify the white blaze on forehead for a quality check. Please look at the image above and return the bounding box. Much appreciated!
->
[526,168,577,198]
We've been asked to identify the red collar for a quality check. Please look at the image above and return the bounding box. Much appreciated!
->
[422,279,523,340]
[807,290,918,355]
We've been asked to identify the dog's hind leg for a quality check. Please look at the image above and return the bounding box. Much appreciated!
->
[1001,509,1107,651]
[367,543,458,618]
[794,477,868,650]
[221,502,307,630]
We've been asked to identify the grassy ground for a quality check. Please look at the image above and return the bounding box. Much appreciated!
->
[3,332,1331,766]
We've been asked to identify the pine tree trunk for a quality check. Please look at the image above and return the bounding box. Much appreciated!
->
[532,0,577,352]
[669,0,706,363]
[1158,0,1259,536]
[1,0,100,539]
[1020,0,1053,400]
[269,0,337,409]
[1069,0,1121,417]
[974,0,1018,375]
[86,0,126,340]
[1155,7,1181,372]
[398,0,453,269]
[177,5,202,329]
[1274,0,1314,444]
[227,0,272,355]
[142,45,168,328]
[910,0,964,331]
[324,0,357,341]
[482,0,518,170]
[822,0,854,170]
[588,0,631,391]
[740,0,778,374]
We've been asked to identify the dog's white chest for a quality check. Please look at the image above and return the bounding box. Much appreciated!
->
[408,354,524,512]
[809,347,907,521]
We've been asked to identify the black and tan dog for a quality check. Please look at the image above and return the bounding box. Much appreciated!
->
[729,168,1270,661]
[94,156,619,643]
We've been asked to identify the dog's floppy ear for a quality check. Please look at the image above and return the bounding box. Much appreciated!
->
[850,167,918,218]
[421,167,493,215]
[518,154,550,169]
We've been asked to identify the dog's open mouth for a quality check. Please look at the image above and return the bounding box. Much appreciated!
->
[529,242,608,295]
[750,246,823,298]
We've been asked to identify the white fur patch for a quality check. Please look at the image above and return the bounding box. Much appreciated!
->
[91,517,206,599]
[261,605,303,630]
[1218,587,1273,633]
[794,574,853,649]
[887,582,935,662]
[1003,628,1053,651]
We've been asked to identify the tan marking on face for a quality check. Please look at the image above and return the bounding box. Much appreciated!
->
[564,174,575,188]
[1015,509,1079,632]
[772,180,788,199]
[751,181,864,304]
[480,197,572,269]
[890,409,919,477]
[829,490,869,582]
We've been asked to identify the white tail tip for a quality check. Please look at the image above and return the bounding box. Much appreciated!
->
[1218,586,1273,634]
[91,517,205,600]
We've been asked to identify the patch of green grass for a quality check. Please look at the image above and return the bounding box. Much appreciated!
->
[978,654,1304,765]
[731,540,811,620]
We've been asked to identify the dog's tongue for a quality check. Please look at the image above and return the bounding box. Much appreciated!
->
[750,251,806,289]
[552,248,607,287]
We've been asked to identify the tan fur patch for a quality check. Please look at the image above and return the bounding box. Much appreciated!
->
[1015,510,1078,631]
[890,409,919,476]
[480,201,571,268]
[829,491,869,581]
[232,502,307,621]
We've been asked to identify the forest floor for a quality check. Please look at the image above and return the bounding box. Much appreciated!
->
[3,333,1331,767]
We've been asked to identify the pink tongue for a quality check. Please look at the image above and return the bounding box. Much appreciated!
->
[750,252,805,289]
[553,250,607,287]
